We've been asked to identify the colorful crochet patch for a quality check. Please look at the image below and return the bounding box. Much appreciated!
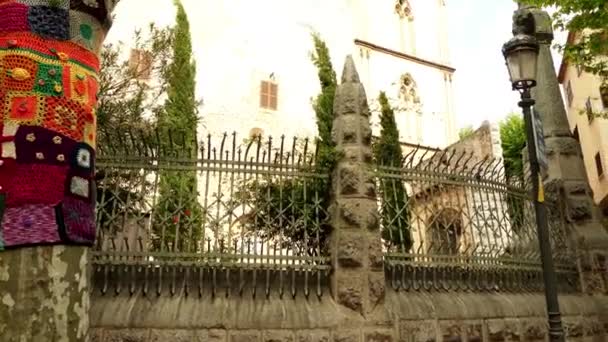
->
[1,204,59,246]
[57,196,95,244]
[0,0,109,250]
[0,2,30,33]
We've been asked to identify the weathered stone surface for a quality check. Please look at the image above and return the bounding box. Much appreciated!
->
[563,317,584,338]
[398,320,437,342]
[462,321,483,342]
[231,331,261,342]
[90,329,104,342]
[338,198,379,230]
[296,330,330,342]
[336,275,363,313]
[104,329,150,342]
[486,319,520,341]
[368,272,385,307]
[566,198,593,221]
[264,330,294,342]
[333,84,370,117]
[200,330,228,342]
[439,320,462,341]
[339,165,361,195]
[335,329,360,342]
[150,329,195,342]
[364,331,392,342]
[522,320,546,341]
[337,232,365,267]
[368,238,384,270]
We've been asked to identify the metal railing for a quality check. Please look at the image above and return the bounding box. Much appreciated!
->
[376,147,579,292]
[92,130,331,298]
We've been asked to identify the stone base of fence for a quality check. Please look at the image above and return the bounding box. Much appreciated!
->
[90,290,608,342]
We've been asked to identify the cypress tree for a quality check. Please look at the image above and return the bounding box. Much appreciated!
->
[153,0,202,252]
[374,92,412,251]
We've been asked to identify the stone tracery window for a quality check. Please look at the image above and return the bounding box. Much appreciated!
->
[398,73,421,106]
[395,0,414,20]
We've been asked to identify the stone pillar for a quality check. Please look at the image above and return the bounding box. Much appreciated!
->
[329,56,384,315]
[515,5,608,294]
[0,1,116,340]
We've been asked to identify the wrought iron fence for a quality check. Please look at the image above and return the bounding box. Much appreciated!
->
[376,147,579,292]
[92,130,331,298]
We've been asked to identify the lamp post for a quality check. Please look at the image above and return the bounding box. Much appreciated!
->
[502,34,565,341]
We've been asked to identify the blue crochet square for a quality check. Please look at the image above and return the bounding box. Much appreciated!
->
[28,6,70,40]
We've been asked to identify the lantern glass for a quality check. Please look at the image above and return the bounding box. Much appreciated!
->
[506,47,538,88]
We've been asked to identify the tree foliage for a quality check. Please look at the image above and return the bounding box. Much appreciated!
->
[499,113,527,180]
[458,126,475,140]
[499,113,527,231]
[236,33,338,255]
[374,92,412,251]
[519,0,608,80]
[96,24,173,234]
[152,0,203,252]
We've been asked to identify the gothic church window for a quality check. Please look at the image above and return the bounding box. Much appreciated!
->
[260,80,278,111]
[428,208,462,255]
[398,73,420,106]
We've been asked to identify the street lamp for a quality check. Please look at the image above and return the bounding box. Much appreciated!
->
[502,34,565,342]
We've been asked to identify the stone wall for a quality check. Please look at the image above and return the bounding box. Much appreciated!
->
[90,290,608,342]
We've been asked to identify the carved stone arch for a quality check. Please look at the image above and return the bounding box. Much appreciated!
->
[395,0,414,20]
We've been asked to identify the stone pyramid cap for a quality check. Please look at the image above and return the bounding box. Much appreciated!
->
[341,55,360,84]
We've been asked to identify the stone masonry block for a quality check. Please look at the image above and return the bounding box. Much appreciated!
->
[566,198,593,221]
[90,329,104,342]
[338,164,361,195]
[264,330,294,342]
[369,238,384,270]
[337,198,379,230]
[336,274,363,313]
[342,146,374,164]
[563,317,584,338]
[199,330,228,342]
[398,320,438,342]
[337,231,365,267]
[485,319,521,341]
[364,331,393,342]
[522,319,546,341]
[103,329,150,342]
[368,271,385,307]
[150,329,195,342]
[333,83,370,117]
[231,331,261,342]
[334,329,361,342]
[296,330,330,342]
[462,321,483,342]
[438,320,462,341]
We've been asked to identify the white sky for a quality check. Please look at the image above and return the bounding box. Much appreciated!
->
[105,0,567,132]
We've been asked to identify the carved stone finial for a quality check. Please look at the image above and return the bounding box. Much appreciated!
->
[341,55,360,84]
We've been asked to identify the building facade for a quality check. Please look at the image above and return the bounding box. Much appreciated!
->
[107,0,457,149]
[558,32,608,212]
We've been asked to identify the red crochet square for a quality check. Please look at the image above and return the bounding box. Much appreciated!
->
[0,2,29,33]
[9,95,37,121]
[5,164,68,206]
[44,97,92,141]
[1,204,59,246]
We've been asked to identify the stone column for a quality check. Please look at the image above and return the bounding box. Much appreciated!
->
[515,5,608,293]
[329,56,384,315]
[0,1,116,340]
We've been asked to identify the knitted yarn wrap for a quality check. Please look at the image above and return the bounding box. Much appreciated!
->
[0,0,114,250]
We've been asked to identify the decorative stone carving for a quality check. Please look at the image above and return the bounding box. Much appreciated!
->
[394,0,413,21]
[398,73,421,109]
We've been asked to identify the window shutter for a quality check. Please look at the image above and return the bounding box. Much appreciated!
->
[260,81,269,108]
[269,83,278,110]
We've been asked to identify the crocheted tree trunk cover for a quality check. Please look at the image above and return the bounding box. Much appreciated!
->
[0,0,115,250]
